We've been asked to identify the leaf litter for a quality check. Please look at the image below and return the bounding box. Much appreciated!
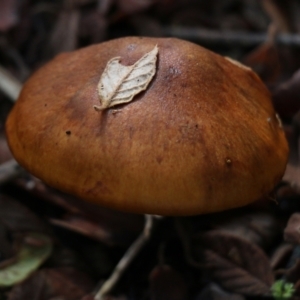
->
[7,267,94,300]
[2,0,300,299]
[0,233,52,287]
[193,230,274,296]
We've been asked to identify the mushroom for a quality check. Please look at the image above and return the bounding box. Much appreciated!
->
[5,37,288,215]
[5,37,288,298]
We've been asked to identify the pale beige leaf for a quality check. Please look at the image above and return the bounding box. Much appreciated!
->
[94,45,158,110]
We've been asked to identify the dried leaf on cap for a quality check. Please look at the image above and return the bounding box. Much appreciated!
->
[94,45,158,110]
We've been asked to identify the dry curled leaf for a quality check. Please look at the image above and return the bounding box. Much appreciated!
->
[94,45,158,110]
[193,230,274,296]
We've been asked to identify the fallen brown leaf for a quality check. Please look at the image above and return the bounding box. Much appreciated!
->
[13,177,144,246]
[213,211,281,250]
[193,230,274,296]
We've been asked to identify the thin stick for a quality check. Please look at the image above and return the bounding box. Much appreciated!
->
[163,26,300,47]
[0,66,23,184]
[94,214,159,300]
[0,65,22,102]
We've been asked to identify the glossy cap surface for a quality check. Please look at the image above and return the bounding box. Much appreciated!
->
[6,37,288,215]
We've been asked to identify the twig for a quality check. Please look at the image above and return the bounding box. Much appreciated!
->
[262,0,291,32]
[163,26,300,47]
[0,65,22,101]
[0,159,22,185]
[0,65,23,183]
[94,215,161,300]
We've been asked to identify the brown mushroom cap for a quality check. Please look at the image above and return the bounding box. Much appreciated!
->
[5,37,288,216]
